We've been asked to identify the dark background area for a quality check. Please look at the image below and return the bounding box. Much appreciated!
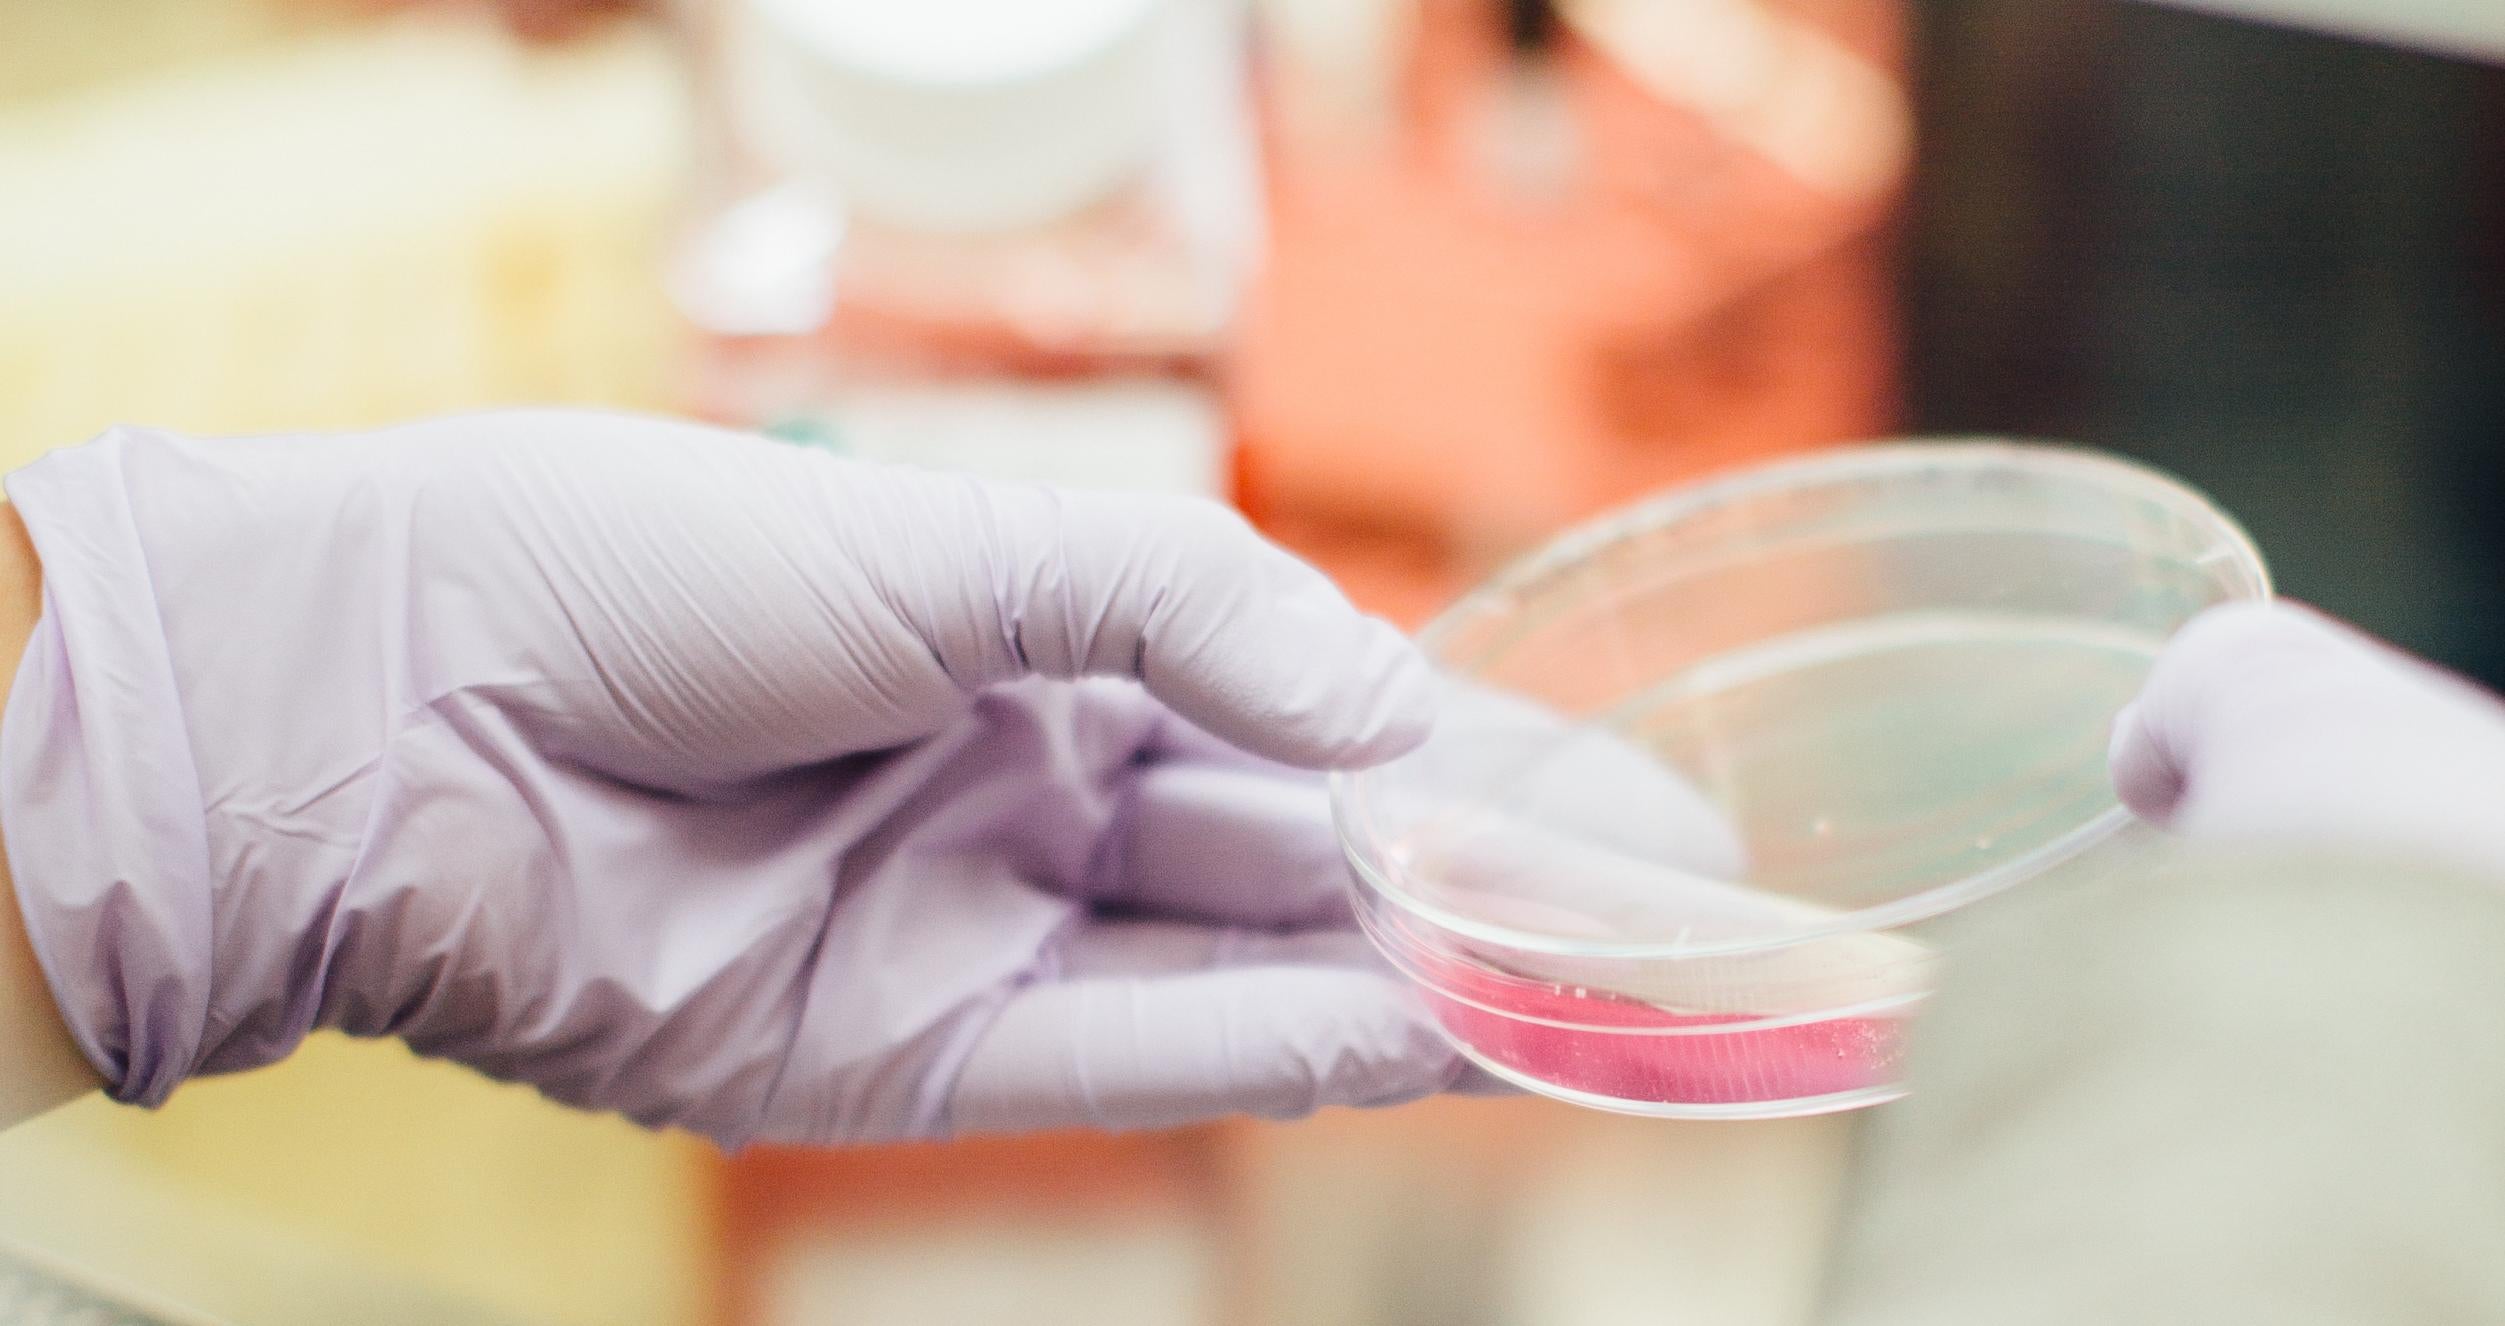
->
[1906,1,2505,683]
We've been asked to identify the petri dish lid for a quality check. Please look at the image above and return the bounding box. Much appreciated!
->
[1336,442,2270,958]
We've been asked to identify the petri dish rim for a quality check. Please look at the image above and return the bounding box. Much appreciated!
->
[1333,439,2271,961]
[1450,1047,1911,1120]
[1356,899,1930,1034]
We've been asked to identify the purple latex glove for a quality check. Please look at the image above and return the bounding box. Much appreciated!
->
[0,411,1458,1148]
[2111,600,2505,873]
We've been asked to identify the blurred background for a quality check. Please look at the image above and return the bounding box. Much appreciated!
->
[0,0,2495,1321]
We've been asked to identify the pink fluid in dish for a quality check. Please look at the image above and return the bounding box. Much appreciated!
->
[1409,949,1905,1107]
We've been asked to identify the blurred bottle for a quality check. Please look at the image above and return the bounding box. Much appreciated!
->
[666,0,1259,498]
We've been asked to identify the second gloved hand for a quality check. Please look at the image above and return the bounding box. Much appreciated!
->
[2,411,1455,1148]
[2110,600,2505,874]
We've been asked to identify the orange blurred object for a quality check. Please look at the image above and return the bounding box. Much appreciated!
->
[1238,0,1909,619]
[713,1131,1227,1326]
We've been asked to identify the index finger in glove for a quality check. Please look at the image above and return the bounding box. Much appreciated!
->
[408,412,1431,779]
[863,472,1435,771]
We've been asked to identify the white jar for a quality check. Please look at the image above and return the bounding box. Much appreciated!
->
[732,0,1175,233]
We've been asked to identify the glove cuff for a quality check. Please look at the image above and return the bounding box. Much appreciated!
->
[1,433,220,1108]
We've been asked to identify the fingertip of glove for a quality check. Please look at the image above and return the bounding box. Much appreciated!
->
[2105,698,2143,778]
[1336,1014,1471,1112]
[2107,698,2181,823]
[2117,601,2352,823]
[1332,618,1439,763]
[1257,971,1466,1115]
[1442,1063,1523,1097]
[1190,612,1438,771]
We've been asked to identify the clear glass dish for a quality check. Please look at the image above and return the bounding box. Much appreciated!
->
[1333,442,2270,1118]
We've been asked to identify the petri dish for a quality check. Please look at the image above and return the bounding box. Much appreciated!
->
[1333,441,2269,1118]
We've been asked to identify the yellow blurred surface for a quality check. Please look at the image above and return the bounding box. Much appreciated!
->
[0,1038,710,1326]
[0,8,709,1323]
[0,7,689,463]
[1,0,320,107]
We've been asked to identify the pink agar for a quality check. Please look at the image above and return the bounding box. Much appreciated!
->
[1412,950,1904,1106]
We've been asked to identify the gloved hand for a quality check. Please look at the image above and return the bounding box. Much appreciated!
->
[2110,600,2505,874]
[1,410,1457,1148]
